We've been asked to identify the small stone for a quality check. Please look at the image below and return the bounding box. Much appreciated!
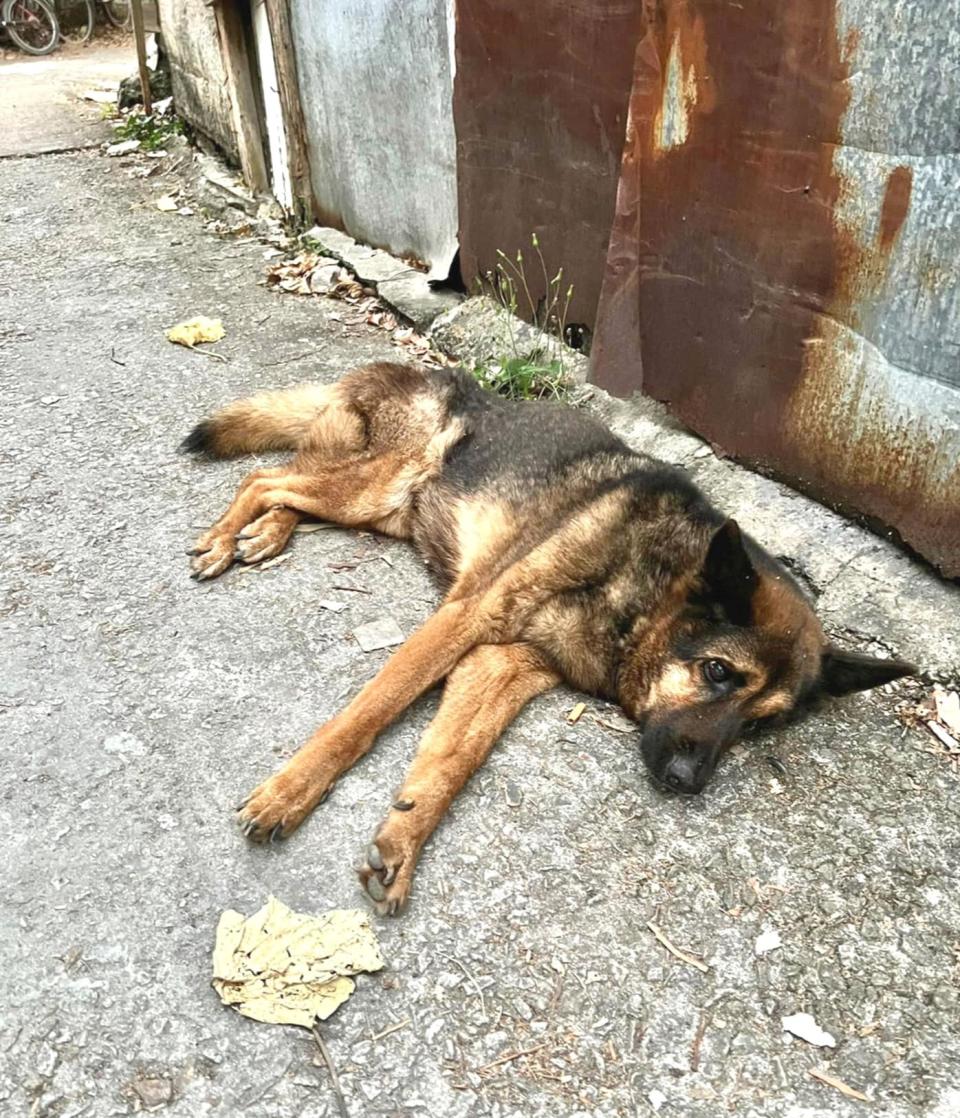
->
[693,445,713,458]
[353,618,404,652]
[131,1075,173,1108]
[648,1088,667,1111]
[504,780,523,807]
[781,1012,836,1048]
[319,599,348,613]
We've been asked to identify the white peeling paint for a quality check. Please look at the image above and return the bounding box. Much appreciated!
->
[251,1,292,211]
[654,35,699,152]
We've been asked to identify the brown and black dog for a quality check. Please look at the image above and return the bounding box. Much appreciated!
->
[181,362,915,914]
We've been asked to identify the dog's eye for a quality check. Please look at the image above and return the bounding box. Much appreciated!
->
[702,659,733,685]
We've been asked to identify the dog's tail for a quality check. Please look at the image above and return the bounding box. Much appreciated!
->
[179,383,333,459]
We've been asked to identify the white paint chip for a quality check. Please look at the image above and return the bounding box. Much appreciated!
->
[782,1012,836,1048]
[353,618,405,652]
[755,929,783,956]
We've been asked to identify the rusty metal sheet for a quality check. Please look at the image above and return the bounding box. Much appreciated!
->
[591,0,960,576]
[454,0,647,331]
[288,0,458,277]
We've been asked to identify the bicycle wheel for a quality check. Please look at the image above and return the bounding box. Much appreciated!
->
[2,0,60,54]
[58,0,94,44]
[102,0,129,28]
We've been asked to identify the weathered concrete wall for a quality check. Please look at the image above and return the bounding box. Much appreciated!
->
[158,0,237,162]
[289,0,458,278]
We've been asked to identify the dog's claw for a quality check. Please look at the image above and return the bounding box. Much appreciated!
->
[269,823,284,843]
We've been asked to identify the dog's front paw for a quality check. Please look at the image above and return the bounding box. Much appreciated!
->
[358,824,418,916]
[235,508,296,564]
[187,532,235,580]
[237,772,334,842]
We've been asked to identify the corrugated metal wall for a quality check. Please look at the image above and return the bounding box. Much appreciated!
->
[288,0,458,278]
[590,0,960,575]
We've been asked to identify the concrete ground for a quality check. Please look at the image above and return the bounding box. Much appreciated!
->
[2,47,960,1118]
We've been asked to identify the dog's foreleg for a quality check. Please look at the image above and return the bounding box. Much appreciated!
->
[358,643,558,914]
[238,597,502,840]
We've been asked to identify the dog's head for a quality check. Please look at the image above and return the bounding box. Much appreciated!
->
[635,519,916,795]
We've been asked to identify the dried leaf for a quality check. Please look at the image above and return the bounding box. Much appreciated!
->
[212,897,385,1029]
[155,195,178,212]
[166,317,225,348]
[934,687,960,737]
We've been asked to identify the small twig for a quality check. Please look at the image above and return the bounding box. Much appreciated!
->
[369,1017,410,1042]
[447,955,487,1019]
[311,1026,349,1118]
[646,921,710,973]
[261,349,317,368]
[109,347,126,367]
[474,1042,549,1074]
[330,582,372,595]
[809,1066,870,1102]
[690,1009,709,1070]
[184,345,228,363]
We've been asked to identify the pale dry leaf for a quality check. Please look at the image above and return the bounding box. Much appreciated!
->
[294,522,335,534]
[166,317,225,348]
[212,897,384,1028]
[155,195,178,212]
[934,687,960,737]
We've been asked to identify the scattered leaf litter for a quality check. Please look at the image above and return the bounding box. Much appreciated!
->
[212,897,384,1028]
[782,1012,836,1048]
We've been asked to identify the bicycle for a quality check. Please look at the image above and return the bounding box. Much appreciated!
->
[0,0,60,55]
[56,0,129,45]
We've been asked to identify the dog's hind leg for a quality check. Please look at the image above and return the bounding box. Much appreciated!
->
[357,643,558,914]
[237,597,518,841]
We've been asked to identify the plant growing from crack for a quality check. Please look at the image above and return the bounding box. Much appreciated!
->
[112,111,183,151]
[473,234,575,401]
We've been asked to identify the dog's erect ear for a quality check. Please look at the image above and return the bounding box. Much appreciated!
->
[819,647,917,696]
[700,519,758,626]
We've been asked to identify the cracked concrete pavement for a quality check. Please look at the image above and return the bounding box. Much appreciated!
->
[2,50,960,1118]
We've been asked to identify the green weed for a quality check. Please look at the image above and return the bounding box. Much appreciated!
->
[113,111,183,152]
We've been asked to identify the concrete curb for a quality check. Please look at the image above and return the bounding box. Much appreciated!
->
[303,228,960,681]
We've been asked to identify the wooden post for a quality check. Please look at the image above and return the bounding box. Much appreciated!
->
[264,0,313,224]
[130,0,152,115]
[213,1,270,195]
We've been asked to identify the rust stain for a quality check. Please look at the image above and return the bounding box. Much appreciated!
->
[877,164,913,251]
[591,1,960,573]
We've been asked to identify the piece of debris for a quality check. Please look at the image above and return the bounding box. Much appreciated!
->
[934,686,960,737]
[353,618,405,653]
[781,1012,836,1048]
[106,138,140,156]
[646,921,710,973]
[179,206,195,217]
[319,599,348,614]
[755,929,782,956]
[504,779,524,808]
[809,1066,870,1102]
[82,88,118,104]
[693,445,713,459]
[155,194,178,212]
[166,316,225,349]
[566,702,586,724]
[212,897,385,1028]
[39,395,62,405]
[648,1088,667,1112]
[927,720,960,753]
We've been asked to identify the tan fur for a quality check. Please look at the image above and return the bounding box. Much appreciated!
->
[183,361,912,914]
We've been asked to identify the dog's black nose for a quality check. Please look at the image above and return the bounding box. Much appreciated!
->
[662,754,701,794]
